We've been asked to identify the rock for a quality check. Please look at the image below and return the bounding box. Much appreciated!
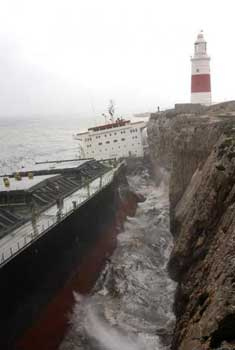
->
[147,102,235,237]
[147,101,235,350]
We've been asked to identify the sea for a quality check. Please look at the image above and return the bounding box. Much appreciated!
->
[0,116,176,350]
[0,116,92,175]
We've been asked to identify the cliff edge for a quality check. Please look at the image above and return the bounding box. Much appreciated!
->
[147,102,235,350]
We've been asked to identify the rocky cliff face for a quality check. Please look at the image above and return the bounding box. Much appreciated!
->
[148,102,235,350]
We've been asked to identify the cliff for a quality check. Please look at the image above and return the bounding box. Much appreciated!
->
[147,102,235,350]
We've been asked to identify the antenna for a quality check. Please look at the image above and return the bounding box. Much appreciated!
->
[108,99,115,123]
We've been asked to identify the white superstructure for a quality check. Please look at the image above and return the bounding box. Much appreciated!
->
[191,31,211,105]
[74,119,146,160]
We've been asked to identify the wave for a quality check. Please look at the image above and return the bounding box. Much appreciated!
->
[60,171,176,350]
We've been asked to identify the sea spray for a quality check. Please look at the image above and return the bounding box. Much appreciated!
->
[60,171,176,350]
[80,298,147,350]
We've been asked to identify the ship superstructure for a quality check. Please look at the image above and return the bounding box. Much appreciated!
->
[75,118,147,160]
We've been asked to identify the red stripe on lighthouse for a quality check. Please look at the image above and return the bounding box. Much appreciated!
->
[191,74,211,93]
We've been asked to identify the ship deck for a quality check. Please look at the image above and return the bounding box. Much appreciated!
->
[0,169,115,267]
[0,174,57,192]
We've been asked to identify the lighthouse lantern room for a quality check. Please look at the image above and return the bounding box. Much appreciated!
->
[191,31,211,105]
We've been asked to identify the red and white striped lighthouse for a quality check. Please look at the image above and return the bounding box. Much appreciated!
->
[191,31,211,105]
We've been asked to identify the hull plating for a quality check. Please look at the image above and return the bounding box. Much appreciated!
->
[0,181,117,349]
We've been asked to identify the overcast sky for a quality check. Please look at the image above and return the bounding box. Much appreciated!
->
[0,0,234,118]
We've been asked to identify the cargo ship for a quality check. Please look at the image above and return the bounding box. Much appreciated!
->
[0,158,126,349]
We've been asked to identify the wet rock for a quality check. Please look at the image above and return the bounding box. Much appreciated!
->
[148,101,235,350]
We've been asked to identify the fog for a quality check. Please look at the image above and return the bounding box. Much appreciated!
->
[0,0,235,118]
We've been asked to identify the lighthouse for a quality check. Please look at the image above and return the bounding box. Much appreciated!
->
[191,31,211,105]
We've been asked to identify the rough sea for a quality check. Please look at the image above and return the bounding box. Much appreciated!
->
[0,116,90,175]
[0,117,176,350]
[60,172,176,350]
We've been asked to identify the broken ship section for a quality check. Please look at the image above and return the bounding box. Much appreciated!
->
[0,158,126,349]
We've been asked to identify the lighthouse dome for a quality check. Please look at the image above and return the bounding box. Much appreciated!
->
[196,31,206,42]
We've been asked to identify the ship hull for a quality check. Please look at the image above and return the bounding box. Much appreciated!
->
[0,179,119,349]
